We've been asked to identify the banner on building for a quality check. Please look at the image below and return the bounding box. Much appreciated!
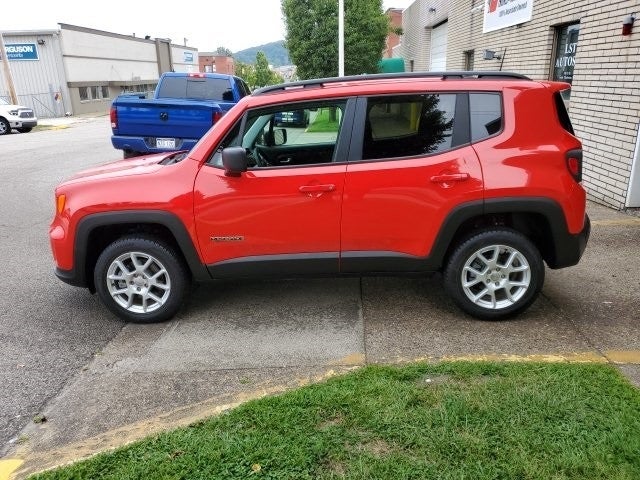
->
[483,0,534,33]
[4,43,39,61]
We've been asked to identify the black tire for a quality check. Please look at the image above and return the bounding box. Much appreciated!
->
[0,118,10,135]
[17,127,32,133]
[123,150,141,159]
[94,236,190,323]
[443,229,544,320]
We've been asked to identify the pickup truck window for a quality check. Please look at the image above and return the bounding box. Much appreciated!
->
[157,77,234,101]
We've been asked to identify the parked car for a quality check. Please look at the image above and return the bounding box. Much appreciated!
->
[50,71,590,323]
[274,109,309,127]
[0,98,37,135]
[110,72,250,158]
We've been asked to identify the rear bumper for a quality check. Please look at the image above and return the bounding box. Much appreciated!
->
[548,214,591,269]
[55,266,88,288]
[111,135,198,154]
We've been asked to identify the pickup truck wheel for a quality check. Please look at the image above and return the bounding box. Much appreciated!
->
[94,236,189,323]
[0,118,10,135]
[444,229,544,320]
[123,150,141,159]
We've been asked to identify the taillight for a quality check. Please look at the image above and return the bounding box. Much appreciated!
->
[566,148,583,182]
[212,111,223,125]
[110,106,117,129]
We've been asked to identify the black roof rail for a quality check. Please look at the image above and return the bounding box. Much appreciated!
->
[252,71,532,96]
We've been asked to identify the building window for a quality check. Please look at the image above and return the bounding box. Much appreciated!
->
[552,23,579,100]
[464,50,474,71]
[90,86,100,100]
[101,86,110,99]
[79,87,89,101]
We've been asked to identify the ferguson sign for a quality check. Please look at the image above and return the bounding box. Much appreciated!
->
[483,0,534,33]
[3,43,39,61]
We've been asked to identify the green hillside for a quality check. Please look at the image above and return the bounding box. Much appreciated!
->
[233,41,291,67]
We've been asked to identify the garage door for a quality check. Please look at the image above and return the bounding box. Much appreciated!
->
[430,21,448,71]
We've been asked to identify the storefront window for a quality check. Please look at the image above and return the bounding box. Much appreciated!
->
[553,23,579,100]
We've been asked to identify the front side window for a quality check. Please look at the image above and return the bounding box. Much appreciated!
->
[362,94,456,160]
[209,100,347,168]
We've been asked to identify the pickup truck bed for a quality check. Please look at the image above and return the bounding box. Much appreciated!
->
[110,72,250,158]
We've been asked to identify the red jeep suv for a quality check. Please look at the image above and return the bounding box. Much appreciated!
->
[49,72,590,323]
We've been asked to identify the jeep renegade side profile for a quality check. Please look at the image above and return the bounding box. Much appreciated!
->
[49,72,590,323]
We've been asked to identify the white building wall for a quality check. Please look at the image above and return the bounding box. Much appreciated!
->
[399,0,449,72]
[0,31,70,117]
[60,27,159,83]
[170,45,199,73]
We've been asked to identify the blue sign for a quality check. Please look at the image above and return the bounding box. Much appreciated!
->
[5,43,39,61]
[183,51,193,62]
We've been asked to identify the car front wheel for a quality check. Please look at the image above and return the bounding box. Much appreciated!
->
[444,229,544,320]
[0,118,11,135]
[94,236,189,323]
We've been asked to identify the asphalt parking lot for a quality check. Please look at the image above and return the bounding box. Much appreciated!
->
[1,117,639,479]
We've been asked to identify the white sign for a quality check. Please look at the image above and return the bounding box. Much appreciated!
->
[483,0,534,33]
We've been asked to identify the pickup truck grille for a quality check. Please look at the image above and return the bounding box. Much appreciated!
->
[19,110,35,118]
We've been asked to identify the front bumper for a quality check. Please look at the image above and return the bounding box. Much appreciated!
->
[9,119,37,128]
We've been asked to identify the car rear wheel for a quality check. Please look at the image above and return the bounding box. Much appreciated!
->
[444,229,544,320]
[94,236,189,323]
[0,118,10,135]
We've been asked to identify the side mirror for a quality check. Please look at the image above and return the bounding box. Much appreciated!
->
[264,128,287,146]
[273,128,287,146]
[222,146,247,177]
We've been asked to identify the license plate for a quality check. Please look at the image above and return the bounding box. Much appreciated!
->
[156,138,176,149]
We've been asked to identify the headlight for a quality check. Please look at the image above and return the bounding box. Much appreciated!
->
[8,109,18,115]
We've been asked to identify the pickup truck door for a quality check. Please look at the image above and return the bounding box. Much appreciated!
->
[193,98,355,277]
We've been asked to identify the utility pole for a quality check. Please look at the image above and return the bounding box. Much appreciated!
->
[0,32,19,104]
[338,0,344,77]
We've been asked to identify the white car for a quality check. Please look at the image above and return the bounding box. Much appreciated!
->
[0,98,38,135]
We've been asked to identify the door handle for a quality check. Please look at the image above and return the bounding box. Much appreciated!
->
[299,184,336,193]
[430,173,470,183]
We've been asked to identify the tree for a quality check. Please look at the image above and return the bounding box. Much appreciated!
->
[215,46,233,56]
[253,51,283,88]
[282,0,388,80]
[235,61,256,87]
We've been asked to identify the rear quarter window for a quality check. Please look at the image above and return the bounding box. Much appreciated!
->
[554,91,575,135]
[470,93,502,142]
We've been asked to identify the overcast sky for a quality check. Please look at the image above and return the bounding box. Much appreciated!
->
[2,0,414,52]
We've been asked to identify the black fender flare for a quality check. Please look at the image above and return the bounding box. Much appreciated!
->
[70,210,210,287]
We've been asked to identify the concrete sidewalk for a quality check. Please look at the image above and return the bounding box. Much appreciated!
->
[2,201,639,479]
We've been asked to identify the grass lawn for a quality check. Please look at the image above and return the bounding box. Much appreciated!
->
[306,108,340,133]
[32,362,640,480]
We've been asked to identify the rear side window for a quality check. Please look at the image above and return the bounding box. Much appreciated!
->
[157,77,232,101]
[553,91,574,135]
[362,94,456,160]
[470,93,502,142]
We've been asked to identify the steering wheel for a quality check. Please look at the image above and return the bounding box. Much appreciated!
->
[252,146,269,167]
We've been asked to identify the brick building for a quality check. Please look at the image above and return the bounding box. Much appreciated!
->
[384,8,404,58]
[198,53,235,75]
[397,0,640,210]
